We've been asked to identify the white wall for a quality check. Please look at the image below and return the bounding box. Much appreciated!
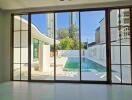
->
[58,50,80,57]
[85,41,130,67]
[85,44,106,66]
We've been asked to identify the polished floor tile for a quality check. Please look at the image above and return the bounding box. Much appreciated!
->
[0,82,132,100]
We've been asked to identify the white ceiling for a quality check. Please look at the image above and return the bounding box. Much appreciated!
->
[0,0,131,10]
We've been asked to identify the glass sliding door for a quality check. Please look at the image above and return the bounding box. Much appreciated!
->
[80,11,107,81]
[110,8,131,83]
[12,7,132,84]
[55,12,80,80]
[13,15,28,80]
[12,11,107,82]
[31,13,54,80]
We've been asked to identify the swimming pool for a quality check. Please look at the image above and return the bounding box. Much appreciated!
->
[64,57,106,72]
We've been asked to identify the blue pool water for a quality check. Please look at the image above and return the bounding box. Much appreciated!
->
[64,57,106,72]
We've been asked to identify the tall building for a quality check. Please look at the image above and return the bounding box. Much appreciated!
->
[69,12,77,26]
[110,9,130,41]
[46,13,54,38]
[95,18,106,44]
[120,9,130,39]
[46,12,78,39]
[95,27,100,43]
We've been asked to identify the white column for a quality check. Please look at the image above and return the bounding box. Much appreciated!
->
[39,43,50,72]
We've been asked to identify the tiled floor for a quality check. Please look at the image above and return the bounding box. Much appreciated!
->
[0,82,132,100]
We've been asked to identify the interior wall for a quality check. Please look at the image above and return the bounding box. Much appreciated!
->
[0,10,3,82]
[0,10,11,82]
[3,12,11,82]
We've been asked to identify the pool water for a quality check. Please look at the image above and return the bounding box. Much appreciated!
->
[64,57,106,72]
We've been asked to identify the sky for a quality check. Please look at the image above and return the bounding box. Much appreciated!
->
[80,11,105,43]
[23,11,105,43]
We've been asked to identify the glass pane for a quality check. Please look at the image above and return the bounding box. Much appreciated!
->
[21,31,28,63]
[14,16,20,31]
[111,46,120,64]
[121,46,130,64]
[56,12,80,80]
[14,31,20,47]
[21,31,28,47]
[13,48,20,63]
[120,27,130,45]
[112,65,121,83]
[21,15,28,30]
[110,8,131,84]
[31,13,54,80]
[13,15,28,81]
[21,64,28,80]
[122,65,131,83]
[110,9,119,27]
[13,64,20,80]
[33,39,39,61]
[80,11,106,81]
[120,9,130,26]
[21,48,28,63]
[110,28,120,45]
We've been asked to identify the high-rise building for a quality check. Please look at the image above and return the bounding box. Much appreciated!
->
[95,27,100,43]
[46,12,78,39]
[69,12,77,26]
[46,13,54,38]
[110,9,130,41]
[120,9,130,39]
